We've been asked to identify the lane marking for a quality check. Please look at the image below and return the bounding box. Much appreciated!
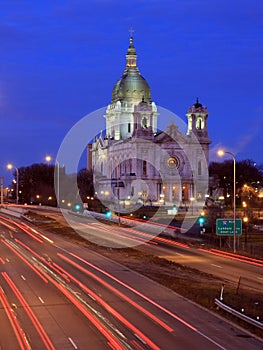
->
[211,264,222,269]
[21,275,26,280]
[88,293,96,301]
[134,333,147,345]
[68,337,78,349]
[38,297,44,304]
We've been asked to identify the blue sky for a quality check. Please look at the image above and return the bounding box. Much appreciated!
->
[1,0,262,184]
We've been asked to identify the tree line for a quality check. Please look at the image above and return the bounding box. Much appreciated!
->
[7,163,94,206]
[209,159,263,207]
[7,159,263,208]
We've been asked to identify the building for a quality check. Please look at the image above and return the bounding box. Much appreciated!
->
[89,35,210,213]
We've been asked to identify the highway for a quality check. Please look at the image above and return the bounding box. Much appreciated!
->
[0,211,262,349]
[64,211,263,292]
[139,241,263,292]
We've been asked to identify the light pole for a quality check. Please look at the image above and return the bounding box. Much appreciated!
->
[190,197,195,215]
[55,160,60,207]
[217,150,237,253]
[45,155,60,207]
[7,163,19,204]
[0,177,4,204]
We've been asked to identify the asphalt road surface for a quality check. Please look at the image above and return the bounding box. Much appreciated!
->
[65,211,263,293]
[0,211,262,350]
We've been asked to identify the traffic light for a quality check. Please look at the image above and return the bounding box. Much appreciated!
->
[73,203,83,213]
[105,207,112,218]
[198,217,205,225]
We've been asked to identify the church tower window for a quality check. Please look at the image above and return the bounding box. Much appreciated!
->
[196,117,203,130]
[142,116,148,128]
[143,160,147,175]
[198,161,202,175]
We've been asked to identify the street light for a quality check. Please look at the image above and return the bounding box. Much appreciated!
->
[45,155,52,163]
[45,155,60,207]
[190,196,195,215]
[7,163,19,204]
[0,176,4,204]
[217,149,237,253]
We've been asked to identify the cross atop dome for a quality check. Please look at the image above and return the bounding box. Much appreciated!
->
[129,27,135,37]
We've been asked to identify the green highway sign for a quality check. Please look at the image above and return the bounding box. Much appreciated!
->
[216,219,242,236]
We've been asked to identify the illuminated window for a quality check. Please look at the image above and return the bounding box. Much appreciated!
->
[196,117,203,130]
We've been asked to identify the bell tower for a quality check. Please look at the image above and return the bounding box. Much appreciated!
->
[186,98,209,139]
[186,98,210,163]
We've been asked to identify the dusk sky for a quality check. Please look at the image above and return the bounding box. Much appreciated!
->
[1,0,263,185]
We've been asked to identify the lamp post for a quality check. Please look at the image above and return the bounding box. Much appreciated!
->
[7,164,19,204]
[0,177,4,204]
[217,150,237,253]
[45,155,60,207]
[55,160,60,207]
[190,197,195,215]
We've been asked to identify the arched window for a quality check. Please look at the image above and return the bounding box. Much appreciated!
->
[188,117,192,132]
[196,117,203,130]
[143,160,147,175]
[142,116,148,128]
[198,161,202,176]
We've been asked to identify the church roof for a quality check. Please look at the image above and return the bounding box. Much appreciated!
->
[111,36,152,104]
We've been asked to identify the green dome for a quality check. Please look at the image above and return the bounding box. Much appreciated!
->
[111,36,152,104]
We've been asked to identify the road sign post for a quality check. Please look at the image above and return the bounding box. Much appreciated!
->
[216,219,242,236]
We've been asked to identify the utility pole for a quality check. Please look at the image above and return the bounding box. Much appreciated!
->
[0,177,4,204]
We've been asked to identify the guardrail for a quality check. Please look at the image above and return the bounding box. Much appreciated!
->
[215,298,263,330]
[0,207,26,218]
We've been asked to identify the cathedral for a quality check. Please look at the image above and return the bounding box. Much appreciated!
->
[88,35,210,213]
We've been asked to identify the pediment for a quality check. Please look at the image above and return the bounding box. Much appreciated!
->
[154,129,187,145]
